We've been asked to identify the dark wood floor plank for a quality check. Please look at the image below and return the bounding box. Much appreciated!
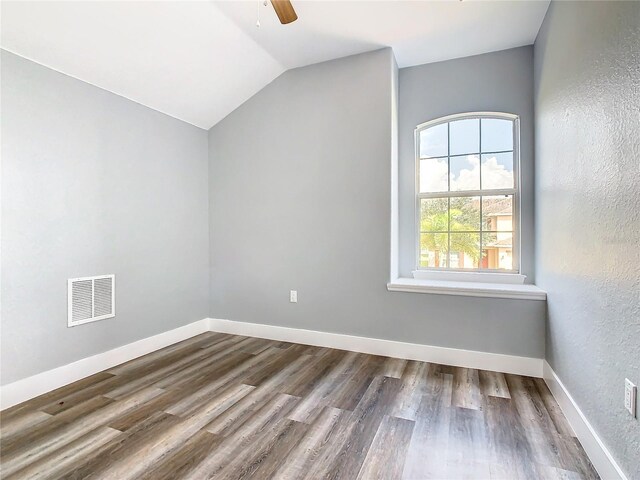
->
[91,383,255,480]
[287,350,360,423]
[103,334,249,399]
[0,372,115,421]
[506,374,559,434]
[1,387,163,477]
[107,390,183,432]
[328,355,384,411]
[237,336,279,355]
[564,437,600,480]
[272,406,347,480]
[0,333,598,480]
[479,370,511,399]
[0,409,52,439]
[157,350,254,393]
[241,346,307,387]
[381,356,407,378]
[41,374,130,415]
[534,377,575,437]
[204,355,309,436]
[185,393,300,478]
[215,418,308,480]
[106,333,218,377]
[284,343,326,357]
[452,366,482,410]
[1,395,116,457]
[5,426,121,480]
[279,348,345,398]
[164,347,282,417]
[389,360,430,420]
[62,411,181,479]
[136,430,223,480]
[304,375,401,480]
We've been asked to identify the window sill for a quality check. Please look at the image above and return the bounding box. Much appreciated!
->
[412,270,526,284]
[387,277,546,301]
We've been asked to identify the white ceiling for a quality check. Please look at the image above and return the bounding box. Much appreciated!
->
[217,0,550,69]
[1,1,549,130]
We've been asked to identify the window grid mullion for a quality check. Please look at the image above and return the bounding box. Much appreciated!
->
[446,123,451,269]
[420,148,513,160]
[418,189,516,199]
[479,119,483,267]
[447,197,451,268]
[421,230,513,234]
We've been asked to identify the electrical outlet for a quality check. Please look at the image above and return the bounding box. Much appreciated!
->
[289,290,297,303]
[625,379,637,417]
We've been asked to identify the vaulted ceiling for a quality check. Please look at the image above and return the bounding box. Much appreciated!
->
[1,1,549,129]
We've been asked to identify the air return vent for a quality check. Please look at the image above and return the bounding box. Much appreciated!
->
[68,275,115,327]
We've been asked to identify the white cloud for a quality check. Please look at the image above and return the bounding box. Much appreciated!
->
[452,155,480,191]
[419,158,448,192]
[420,155,512,192]
[480,156,513,189]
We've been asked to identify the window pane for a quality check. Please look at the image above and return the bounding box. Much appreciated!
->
[482,232,513,270]
[449,233,480,269]
[481,152,514,189]
[419,157,448,193]
[450,196,480,231]
[420,233,448,268]
[450,118,479,156]
[419,123,448,158]
[482,195,513,231]
[420,198,448,232]
[481,118,513,152]
[450,155,480,191]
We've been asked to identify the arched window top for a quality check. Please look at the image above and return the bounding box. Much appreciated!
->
[416,111,518,131]
[414,112,520,273]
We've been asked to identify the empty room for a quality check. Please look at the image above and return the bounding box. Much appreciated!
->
[1,0,638,478]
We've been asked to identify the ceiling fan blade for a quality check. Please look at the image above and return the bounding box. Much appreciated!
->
[270,0,298,24]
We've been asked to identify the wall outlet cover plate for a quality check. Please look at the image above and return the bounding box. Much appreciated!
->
[625,378,637,417]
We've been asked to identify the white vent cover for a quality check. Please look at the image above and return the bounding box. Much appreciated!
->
[68,275,115,327]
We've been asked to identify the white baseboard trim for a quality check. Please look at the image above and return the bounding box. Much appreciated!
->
[0,319,210,411]
[207,318,543,378]
[543,361,628,480]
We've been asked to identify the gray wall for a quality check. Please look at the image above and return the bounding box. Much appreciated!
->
[1,50,210,385]
[209,48,545,359]
[534,2,640,477]
[399,46,535,280]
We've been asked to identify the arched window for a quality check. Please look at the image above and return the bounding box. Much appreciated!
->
[415,112,519,272]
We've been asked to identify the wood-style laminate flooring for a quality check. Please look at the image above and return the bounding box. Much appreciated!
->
[0,332,598,480]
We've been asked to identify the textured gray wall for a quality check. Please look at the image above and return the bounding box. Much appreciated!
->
[399,47,535,280]
[1,51,210,385]
[534,2,640,477]
[209,48,545,358]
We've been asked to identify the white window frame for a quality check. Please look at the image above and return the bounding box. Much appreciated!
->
[413,112,523,283]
